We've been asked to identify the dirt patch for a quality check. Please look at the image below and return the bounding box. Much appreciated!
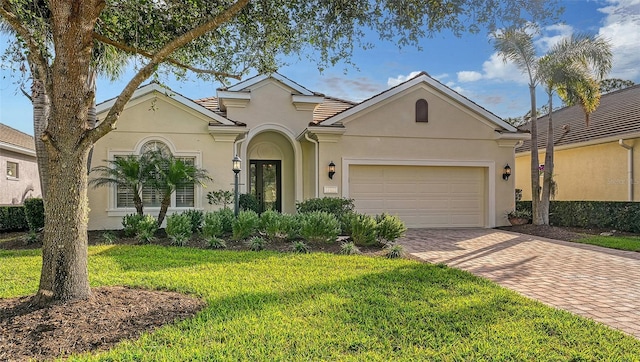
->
[0,286,205,362]
[497,224,637,242]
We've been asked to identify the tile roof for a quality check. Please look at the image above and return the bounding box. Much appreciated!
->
[0,123,35,151]
[517,84,640,152]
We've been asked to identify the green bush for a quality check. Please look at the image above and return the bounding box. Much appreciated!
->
[166,214,193,246]
[292,241,310,254]
[122,214,144,237]
[280,213,303,240]
[207,189,234,208]
[239,193,260,213]
[23,198,45,232]
[259,210,282,240]
[232,210,260,240]
[516,201,640,233]
[206,236,227,249]
[202,211,224,239]
[136,215,158,244]
[375,213,407,243]
[248,236,266,251]
[102,231,117,244]
[301,211,340,243]
[182,209,204,233]
[0,206,28,232]
[217,208,235,234]
[24,230,39,244]
[350,213,378,246]
[385,243,405,259]
[296,197,354,219]
[340,241,360,255]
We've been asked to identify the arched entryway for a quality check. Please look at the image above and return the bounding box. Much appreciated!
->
[245,130,296,213]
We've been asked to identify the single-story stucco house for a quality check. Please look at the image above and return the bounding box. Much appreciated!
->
[0,122,41,205]
[515,84,640,202]
[88,72,528,230]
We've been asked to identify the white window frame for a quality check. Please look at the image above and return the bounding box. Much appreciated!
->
[106,136,204,217]
[6,161,19,179]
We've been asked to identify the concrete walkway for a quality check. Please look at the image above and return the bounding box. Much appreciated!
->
[398,228,640,339]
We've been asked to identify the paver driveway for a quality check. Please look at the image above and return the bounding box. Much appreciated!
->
[398,228,640,338]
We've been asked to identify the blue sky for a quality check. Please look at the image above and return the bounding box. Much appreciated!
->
[1,0,639,136]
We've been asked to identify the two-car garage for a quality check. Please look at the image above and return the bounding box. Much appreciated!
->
[348,164,488,228]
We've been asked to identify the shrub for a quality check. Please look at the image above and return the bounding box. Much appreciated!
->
[202,211,224,239]
[339,211,358,236]
[239,193,260,213]
[259,210,282,240]
[300,211,340,243]
[0,206,28,232]
[23,198,45,231]
[207,189,234,209]
[136,215,158,244]
[122,214,144,237]
[166,213,193,246]
[232,210,260,240]
[182,209,204,233]
[24,230,39,244]
[296,197,354,219]
[206,236,227,249]
[217,208,235,234]
[350,213,378,246]
[340,241,360,255]
[248,236,266,251]
[375,213,407,243]
[292,241,310,254]
[385,243,405,259]
[280,213,303,240]
[102,231,117,244]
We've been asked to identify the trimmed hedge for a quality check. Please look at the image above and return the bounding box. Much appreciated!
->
[516,201,640,233]
[0,206,28,232]
[24,198,45,231]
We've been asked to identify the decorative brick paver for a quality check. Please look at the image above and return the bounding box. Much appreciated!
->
[398,228,640,338]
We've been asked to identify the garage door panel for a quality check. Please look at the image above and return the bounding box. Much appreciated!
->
[349,165,485,228]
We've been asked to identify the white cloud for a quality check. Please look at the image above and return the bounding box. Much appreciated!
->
[535,24,574,52]
[387,71,422,87]
[457,71,483,82]
[598,0,640,81]
[432,73,450,81]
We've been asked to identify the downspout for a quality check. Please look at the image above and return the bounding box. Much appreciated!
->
[234,133,248,193]
[619,139,634,201]
[305,132,319,198]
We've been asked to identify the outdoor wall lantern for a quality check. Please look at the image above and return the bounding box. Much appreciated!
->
[232,155,242,216]
[502,164,512,181]
[328,161,336,179]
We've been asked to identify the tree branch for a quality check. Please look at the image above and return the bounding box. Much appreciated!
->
[0,0,50,89]
[93,32,242,79]
[80,0,251,149]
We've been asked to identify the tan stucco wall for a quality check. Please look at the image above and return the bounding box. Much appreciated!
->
[516,138,640,201]
[315,86,517,227]
[88,93,236,230]
[0,149,41,205]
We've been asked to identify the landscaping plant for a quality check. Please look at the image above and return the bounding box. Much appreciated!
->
[166,213,193,246]
[182,209,204,233]
[292,241,310,254]
[207,237,227,249]
[385,243,406,259]
[206,189,234,209]
[248,236,266,251]
[101,231,117,244]
[135,215,158,244]
[301,211,340,243]
[202,211,224,239]
[340,241,361,255]
[350,213,378,246]
[122,214,144,237]
[375,213,407,243]
[232,210,260,240]
[259,210,282,240]
[280,213,303,240]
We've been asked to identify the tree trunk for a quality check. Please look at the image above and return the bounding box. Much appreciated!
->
[540,90,555,225]
[86,70,97,173]
[32,77,50,199]
[157,194,172,226]
[35,147,92,303]
[529,84,543,225]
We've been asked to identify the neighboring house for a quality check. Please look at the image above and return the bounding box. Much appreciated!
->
[0,123,42,204]
[88,73,527,230]
[515,84,640,202]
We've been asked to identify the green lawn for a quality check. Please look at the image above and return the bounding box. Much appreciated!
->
[1,245,639,361]
[575,235,640,252]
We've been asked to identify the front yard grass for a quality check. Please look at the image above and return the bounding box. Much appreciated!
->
[2,245,640,360]
[575,235,640,252]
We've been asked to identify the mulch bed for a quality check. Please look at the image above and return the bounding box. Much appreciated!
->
[498,224,638,242]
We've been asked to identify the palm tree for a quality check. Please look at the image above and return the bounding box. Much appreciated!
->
[146,152,211,226]
[494,28,611,225]
[494,26,544,224]
[89,154,156,216]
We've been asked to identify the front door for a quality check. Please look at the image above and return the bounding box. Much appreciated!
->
[249,160,281,213]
